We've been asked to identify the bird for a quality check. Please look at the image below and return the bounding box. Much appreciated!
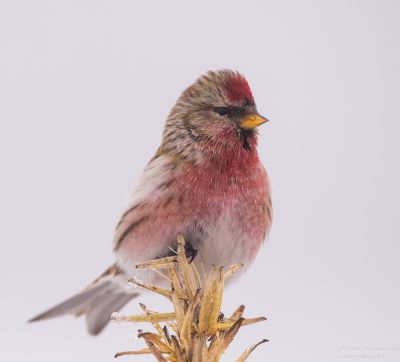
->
[29,69,272,335]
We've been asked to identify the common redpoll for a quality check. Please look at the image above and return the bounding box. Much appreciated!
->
[30,70,272,335]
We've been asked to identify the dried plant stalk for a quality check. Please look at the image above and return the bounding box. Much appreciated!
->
[112,236,267,361]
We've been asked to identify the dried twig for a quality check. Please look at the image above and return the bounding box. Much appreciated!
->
[112,236,268,361]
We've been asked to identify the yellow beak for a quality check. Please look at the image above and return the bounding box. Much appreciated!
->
[240,114,269,129]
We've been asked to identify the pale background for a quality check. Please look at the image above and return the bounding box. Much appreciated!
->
[1,1,399,361]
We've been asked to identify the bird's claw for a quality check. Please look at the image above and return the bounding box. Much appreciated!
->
[164,242,197,263]
[184,243,198,264]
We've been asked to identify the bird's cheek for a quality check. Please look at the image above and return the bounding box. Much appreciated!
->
[207,121,233,136]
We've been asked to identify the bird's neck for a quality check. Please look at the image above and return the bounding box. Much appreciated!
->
[200,129,260,170]
[160,126,260,169]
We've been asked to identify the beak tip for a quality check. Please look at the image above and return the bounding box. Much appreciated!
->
[240,114,269,129]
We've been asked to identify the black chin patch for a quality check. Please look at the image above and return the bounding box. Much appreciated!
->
[240,128,254,151]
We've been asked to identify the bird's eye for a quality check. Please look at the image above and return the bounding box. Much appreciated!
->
[215,107,230,117]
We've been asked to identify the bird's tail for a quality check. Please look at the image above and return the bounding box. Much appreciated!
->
[29,264,138,335]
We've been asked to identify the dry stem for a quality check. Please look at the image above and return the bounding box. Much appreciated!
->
[112,236,267,361]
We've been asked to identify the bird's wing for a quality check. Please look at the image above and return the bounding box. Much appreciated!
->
[113,154,196,266]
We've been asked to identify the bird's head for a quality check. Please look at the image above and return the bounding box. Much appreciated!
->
[161,70,268,163]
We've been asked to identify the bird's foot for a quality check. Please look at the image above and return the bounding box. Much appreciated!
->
[184,242,198,263]
[165,242,197,263]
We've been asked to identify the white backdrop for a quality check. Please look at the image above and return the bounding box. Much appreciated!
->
[1,1,399,361]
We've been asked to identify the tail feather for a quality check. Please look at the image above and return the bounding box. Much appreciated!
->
[29,264,138,335]
[85,291,135,335]
[29,281,112,322]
